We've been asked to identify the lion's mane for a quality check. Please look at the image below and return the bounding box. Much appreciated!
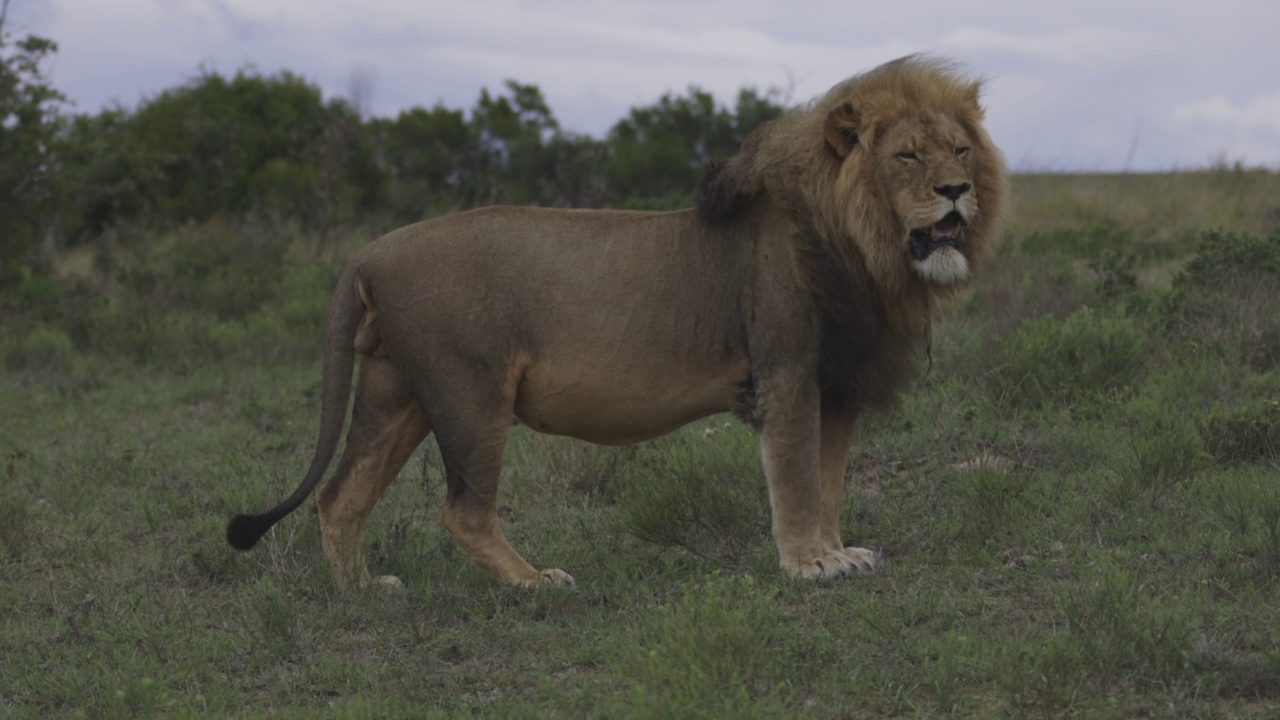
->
[699,55,1009,416]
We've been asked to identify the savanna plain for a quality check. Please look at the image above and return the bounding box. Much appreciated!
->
[3,169,1280,718]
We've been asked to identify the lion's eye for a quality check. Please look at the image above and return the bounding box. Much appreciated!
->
[955,146,970,157]
[897,151,919,162]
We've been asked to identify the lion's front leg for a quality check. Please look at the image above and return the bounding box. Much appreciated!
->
[759,371,876,579]
[818,411,879,574]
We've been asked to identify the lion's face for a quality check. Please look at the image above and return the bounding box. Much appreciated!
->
[875,113,980,285]
[700,57,1006,294]
[819,67,1005,291]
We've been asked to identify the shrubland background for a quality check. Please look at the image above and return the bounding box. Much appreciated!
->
[4,15,1280,719]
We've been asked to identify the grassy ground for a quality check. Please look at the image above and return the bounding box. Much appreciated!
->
[2,170,1280,717]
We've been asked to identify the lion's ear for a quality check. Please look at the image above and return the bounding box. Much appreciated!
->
[964,81,985,118]
[823,103,861,159]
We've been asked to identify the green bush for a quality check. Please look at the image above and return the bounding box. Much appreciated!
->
[276,262,341,331]
[1019,225,1156,304]
[1,220,342,367]
[7,274,64,322]
[1205,467,1280,582]
[616,423,767,564]
[993,306,1148,409]
[107,220,292,326]
[1175,229,1280,289]
[165,222,291,320]
[1166,230,1280,370]
[4,325,74,372]
[1123,395,1204,490]
[1198,400,1280,464]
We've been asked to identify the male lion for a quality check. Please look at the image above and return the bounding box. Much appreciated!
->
[227,55,1008,593]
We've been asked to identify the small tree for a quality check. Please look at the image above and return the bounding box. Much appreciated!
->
[367,103,472,220]
[606,87,782,209]
[67,67,388,237]
[0,0,64,286]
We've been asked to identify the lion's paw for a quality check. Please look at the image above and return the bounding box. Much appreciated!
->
[520,568,575,589]
[374,574,406,592]
[787,547,880,580]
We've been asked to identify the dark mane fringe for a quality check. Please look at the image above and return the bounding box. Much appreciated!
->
[695,160,755,224]
[695,120,772,224]
[795,230,925,416]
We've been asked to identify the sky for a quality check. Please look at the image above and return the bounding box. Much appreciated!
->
[8,0,1280,172]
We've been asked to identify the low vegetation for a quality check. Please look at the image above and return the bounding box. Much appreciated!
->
[1,171,1278,717]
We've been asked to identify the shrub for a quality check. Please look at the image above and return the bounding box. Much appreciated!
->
[616,423,767,564]
[1123,395,1204,490]
[4,220,342,367]
[4,325,74,373]
[165,221,291,320]
[1198,400,1280,464]
[993,306,1147,410]
[1166,230,1280,370]
[276,262,341,331]
[6,274,64,323]
[1175,229,1280,289]
[1205,467,1280,582]
[1019,225,1157,305]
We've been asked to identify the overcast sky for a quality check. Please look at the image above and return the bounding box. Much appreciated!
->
[9,0,1280,171]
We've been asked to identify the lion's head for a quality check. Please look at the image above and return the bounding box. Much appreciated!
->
[699,55,1008,294]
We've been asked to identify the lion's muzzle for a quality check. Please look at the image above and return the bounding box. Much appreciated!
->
[909,211,966,261]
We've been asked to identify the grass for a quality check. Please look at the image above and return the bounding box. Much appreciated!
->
[2,170,1280,717]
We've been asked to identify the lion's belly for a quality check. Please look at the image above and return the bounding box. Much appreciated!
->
[512,361,746,446]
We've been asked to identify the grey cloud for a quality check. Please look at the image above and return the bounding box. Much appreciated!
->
[27,0,1280,170]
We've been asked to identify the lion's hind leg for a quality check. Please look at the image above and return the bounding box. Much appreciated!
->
[429,385,573,589]
[316,355,430,595]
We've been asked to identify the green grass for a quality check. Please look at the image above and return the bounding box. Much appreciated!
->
[2,172,1280,717]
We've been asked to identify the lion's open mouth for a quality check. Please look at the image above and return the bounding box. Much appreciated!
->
[909,212,966,261]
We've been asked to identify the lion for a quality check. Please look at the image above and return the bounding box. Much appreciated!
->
[226,55,1008,593]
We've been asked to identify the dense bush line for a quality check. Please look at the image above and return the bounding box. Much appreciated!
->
[0,13,783,289]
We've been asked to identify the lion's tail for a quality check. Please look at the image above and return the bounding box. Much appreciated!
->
[225,263,364,551]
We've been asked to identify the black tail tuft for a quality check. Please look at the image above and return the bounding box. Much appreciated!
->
[226,513,277,551]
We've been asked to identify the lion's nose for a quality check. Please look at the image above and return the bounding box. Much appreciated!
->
[934,183,971,201]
